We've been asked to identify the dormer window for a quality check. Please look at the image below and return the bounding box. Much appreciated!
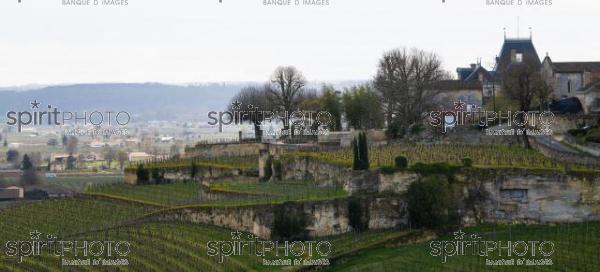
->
[515,53,523,63]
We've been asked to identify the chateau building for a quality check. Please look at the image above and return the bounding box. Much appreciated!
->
[541,57,600,113]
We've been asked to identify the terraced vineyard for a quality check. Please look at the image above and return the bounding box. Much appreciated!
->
[85,179,347,208]
[324,223,600,272]
[288,143,598,171]
[86,182,202,207]
[126,155,259,173]
[0,198,155,241]
[208,180,347,202]
[0,219,410,272]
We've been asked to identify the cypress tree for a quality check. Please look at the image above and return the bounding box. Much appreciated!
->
[352,138,360,170]
[359,132,370,170]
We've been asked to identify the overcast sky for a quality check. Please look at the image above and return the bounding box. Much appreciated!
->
[0,0,597,86]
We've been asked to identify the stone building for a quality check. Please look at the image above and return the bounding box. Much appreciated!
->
[542,56,600,113]
[450,36,542,105]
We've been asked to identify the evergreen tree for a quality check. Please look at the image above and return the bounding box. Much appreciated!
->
[190,161,198,180]
[352,138,360,170]
[136,165,150,185]
[359,132,370,170]
[20,154,39,186]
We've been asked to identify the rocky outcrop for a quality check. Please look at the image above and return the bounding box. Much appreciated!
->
[152,196,407,239]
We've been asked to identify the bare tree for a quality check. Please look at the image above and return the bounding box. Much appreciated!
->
[503,60,550,148]
[374,48,449,138]
[229,84,273,142]
[268,66,307,136]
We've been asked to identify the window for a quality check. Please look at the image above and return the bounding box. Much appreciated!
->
[500,189,528,203]
[515,53,523,63]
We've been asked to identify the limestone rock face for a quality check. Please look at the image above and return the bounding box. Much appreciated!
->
[478,172,600,224]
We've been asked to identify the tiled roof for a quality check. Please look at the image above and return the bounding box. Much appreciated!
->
[552,62,600,73]
[495,38,541,72]
[432,80,482,91]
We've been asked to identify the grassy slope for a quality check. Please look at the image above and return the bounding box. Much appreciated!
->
[324,223,600,272]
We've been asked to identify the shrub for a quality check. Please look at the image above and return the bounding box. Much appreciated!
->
[262,156,273,182]
[410,124,425,135]
[394,156,408,170]
[136,165,150,185]
[411,162,461,177]
[462,157,473,168]
[273,160,283,181]
[190,161,199,180]
[407,175,459,230]
[379,165,397,175]
[271,202,308,241]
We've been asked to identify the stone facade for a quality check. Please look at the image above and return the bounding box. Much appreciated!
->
[470,170,600,224]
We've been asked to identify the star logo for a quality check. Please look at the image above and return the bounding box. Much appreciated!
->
[231,100,242,110]
[230,230,242,240]
[31,100,40,109]
[453,230,465,240]
[453,100,466,111]
[30,230,42,240]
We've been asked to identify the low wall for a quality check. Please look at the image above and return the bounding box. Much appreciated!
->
[280,156,419,195]
[125,165,251,185]
[184,143,263,158]
[530,136,600,166]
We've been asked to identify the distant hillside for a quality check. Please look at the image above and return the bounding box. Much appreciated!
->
[0,83,244,121]
[0,81,366,122]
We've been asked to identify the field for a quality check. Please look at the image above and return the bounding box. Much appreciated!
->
[85,179,347,207]
[126,155,259,173]
[85,182,203,207]
[288,143,598,171]
[0,195,410,272]
[324,223,600,272]
[0,198,155,241]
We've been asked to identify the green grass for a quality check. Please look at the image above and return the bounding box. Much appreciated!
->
[324,223,600,272]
